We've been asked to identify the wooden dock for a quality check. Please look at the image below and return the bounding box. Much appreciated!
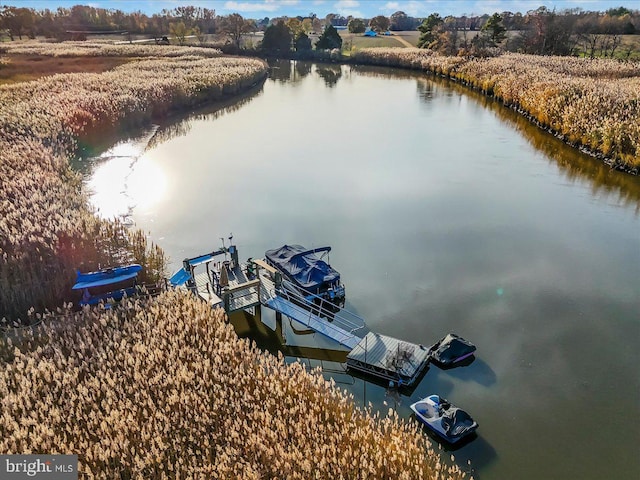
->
[170,245,431,387]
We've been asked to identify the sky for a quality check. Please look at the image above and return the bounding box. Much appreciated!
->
[7,0,636,18]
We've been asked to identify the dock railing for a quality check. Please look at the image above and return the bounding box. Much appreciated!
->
[260,273,367,340]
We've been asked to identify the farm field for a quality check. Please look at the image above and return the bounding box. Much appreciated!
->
[340,31,407,50]
[373,31,640,59]
[0,53,132,84]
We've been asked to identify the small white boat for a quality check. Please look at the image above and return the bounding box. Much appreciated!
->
[410,394,478,444]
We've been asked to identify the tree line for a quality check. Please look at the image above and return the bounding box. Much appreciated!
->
[0,4,217,40]
[416,6,639,57]
[1,4,638,58]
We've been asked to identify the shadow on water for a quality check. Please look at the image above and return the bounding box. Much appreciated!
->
[445,435,498,478]
[229,308,349,364]
[71,79,266,173]
[433,357,497,387]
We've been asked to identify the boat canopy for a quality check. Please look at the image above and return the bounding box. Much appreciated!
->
[169,268,191,286]
[265,245,339,289]
[186,253,215,267]
[72,264,142,290]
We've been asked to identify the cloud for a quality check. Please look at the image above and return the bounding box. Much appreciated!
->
[334,0,359,8]
[224,0,298,13]
[333,0,362,16]
[380,1,424,16]
[382,1,400,10]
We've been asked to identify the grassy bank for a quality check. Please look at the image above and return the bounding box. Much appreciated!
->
[0,292,465,479]
[353,48,640,173]
[0,43,267,321]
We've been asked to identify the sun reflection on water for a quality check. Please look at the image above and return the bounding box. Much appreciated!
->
[87,152,167,221]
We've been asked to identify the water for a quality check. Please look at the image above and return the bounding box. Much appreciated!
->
[80,60,640,480]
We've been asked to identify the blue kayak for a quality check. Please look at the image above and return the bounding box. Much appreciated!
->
[72,264,142,306]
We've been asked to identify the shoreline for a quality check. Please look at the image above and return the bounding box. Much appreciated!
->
[348,49,640,175]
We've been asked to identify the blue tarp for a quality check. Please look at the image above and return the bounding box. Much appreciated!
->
[72,264,142,290]
[265,245,340,291]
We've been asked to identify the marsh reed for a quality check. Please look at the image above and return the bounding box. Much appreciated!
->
[1,292,467,479]
[1,42,467,479]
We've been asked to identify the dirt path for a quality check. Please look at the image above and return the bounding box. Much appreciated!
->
[391,34,416,49]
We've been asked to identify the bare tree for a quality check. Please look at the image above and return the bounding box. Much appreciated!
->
[219,13,255,48]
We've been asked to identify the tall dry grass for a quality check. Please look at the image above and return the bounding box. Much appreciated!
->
[2,41,224,58]
[0,291,466,479]
[353,49,640,172]
[0,44,267,322]
[0,42,469,479]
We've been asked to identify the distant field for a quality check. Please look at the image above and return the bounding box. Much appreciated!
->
[353,31,640,59]
[392,30,421,46]
[339,32,406,50]
[0,53,130,84]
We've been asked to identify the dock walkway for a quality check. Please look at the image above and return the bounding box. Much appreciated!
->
[170,247,431,387]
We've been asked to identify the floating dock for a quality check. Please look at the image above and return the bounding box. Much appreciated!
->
[346,332,431,386]
[170,244,431,387]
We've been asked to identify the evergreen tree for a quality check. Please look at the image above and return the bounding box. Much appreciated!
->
[295,32,312,51]
[315,24,342,50]
[417,13,443,48]
[482,13,507,45]
[261,20,292,53]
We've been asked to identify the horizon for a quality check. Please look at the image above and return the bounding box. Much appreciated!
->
[5,0,637,19]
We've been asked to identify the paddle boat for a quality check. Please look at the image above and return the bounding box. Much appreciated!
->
[72,264,142,307]
[410,394,478,444]
[427,333,476,367]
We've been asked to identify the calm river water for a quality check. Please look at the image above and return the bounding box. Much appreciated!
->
[80,60,640,480]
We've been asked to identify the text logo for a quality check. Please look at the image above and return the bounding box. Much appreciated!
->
[1,455,77,479]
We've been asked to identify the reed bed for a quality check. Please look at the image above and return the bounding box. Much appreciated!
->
[0,44,267,322]
[354,49,640,171]
[2,41,223,58]
[0,291,466,479]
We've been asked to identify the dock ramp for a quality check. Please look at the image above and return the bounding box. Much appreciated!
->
[259,273,366,349]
